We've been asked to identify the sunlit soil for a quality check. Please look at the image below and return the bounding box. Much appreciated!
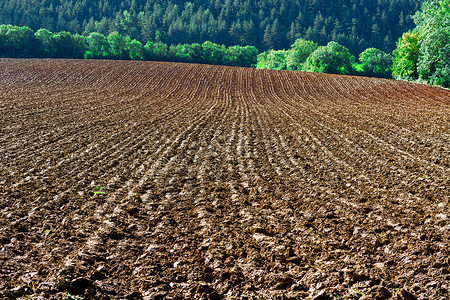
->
[0,59,449,299]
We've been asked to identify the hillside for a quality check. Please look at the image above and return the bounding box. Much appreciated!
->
[0,0,421,54]
[0,59,449,299]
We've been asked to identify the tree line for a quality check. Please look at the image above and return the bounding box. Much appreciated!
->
[0,24,391,77]
[0,0,421,56]
[0,25,257,67]
[258,0,450,87]
[257,39,393,78]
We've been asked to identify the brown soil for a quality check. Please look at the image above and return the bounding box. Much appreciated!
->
[0,59,449,300]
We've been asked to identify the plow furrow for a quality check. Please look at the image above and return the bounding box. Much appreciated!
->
[0,59,449,300]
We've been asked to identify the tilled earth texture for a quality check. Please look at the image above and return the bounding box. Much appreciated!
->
[0,59,449,300]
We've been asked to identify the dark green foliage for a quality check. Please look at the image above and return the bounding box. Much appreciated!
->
[52,32,86,58]
[0,25,39,57]
[0,0,421,55]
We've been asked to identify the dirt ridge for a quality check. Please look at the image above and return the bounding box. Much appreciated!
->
[0,59,449,299]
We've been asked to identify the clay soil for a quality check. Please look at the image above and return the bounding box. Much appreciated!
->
[0,59,449,300]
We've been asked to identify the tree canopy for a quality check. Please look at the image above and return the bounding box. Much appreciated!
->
[0,0,421,55]
[393,0,450,87]
[0,25,259,67]
[304,41,355,75]
[285,39,318,71]
[358,48,393,78]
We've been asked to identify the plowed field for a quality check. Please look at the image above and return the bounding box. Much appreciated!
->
[0,59,449,300]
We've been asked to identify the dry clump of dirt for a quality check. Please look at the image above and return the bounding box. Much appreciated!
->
[0,59,449,299]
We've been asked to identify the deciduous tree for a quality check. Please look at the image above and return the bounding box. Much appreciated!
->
[304,41,354,74]
[358,47,392,78]
[285,39,318,71]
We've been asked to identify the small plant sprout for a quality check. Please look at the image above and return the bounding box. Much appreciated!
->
[45,225,52,237]
[64,293,85,300]
[93,186,105,195]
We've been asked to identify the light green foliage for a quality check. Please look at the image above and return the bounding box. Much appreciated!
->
[64,293,85,300]
[358,48,393,78]
[0,24,255,67]
[85,32,109,59]
[166,41,258,67]
[45,225,52,237]
[93,186,105,195]
[392,31,421,79]
[35,28,55,57]
[126,38,144,60]
[415,0,450,87]
[35,29,86,58]
[224,45,258,67]
[169,44,194,62]
[256,39,356,75]
[201,41,226,65]
[304,41,355,75]
[286,39,318,71]
[257,49,289,70]
[394,0,450,87]
[144,41,168,61]
[107,31,128,59]
[169,43,206,63]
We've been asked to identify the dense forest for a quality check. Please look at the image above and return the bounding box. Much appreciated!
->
[0,0,422,55]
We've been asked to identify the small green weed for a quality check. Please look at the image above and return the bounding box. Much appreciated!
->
[93,186,105,195]
[45,225,52,237]
[64,293,85,300]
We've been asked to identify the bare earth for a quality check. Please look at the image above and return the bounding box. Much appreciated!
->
[0,59,449,299]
